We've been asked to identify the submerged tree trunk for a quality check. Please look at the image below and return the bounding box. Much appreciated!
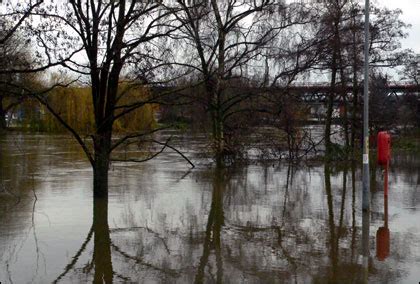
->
[93,197,113,283]
[215,99,225,161]
[93,131,112,198]
[209,90,225,164]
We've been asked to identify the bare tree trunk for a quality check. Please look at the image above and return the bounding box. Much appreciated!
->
[287,128,293,159]
[214,91,225,160]
[211,0,226,162]
[209,90,225,164]
[350,11,359,153]
[338,52,349,152]
[217,118,224,158]
[93,131,112,198]
[0,97,6,130]
[326,14,341,158]
[351,71,359,152]
[326,54,337,156]
[342,92,350,151]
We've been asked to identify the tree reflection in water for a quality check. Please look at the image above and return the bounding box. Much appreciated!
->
[324,162,339,280]
[52,198,180,283]
[92,198,113,283]
[195,166,225,283]
[52,198,114,284]
[2,133,419,283]
[321,161,372,284]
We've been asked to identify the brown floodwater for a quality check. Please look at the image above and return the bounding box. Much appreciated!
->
[0,132,419,283]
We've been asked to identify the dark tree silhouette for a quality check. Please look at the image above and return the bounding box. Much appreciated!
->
[9,0,192,198]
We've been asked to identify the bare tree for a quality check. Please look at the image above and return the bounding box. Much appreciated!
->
[0,19,36,130]
[311,0,409,157]
[170,0,283,163]
[0,0,43,45]
[0,1,45,129]
[398,53,420,128]
[401,53,420,86]
[11,0,190,198]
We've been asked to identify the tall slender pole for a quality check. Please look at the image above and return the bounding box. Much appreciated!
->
[362,0,370,211]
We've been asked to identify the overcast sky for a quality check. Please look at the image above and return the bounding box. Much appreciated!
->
[380,0,420,53]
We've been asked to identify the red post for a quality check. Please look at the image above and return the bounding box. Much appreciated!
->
[376,131,391,261]
[377,131,391,195]
[377,131,391,166]
[384,163,388,196]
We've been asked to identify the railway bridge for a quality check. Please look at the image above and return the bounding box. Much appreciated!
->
[153,81,420,121]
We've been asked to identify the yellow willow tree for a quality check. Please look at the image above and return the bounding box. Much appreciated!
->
[16,0,191,198]
[36,85,156,134]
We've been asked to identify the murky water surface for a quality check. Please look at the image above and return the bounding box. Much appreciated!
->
[0,132,419,283]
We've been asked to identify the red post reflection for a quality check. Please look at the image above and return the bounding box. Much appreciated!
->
[376,162,390,261]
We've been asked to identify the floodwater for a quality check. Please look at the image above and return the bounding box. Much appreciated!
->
[0,132,419,283]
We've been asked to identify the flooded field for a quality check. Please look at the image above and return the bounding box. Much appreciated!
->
[0,132,419,283]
